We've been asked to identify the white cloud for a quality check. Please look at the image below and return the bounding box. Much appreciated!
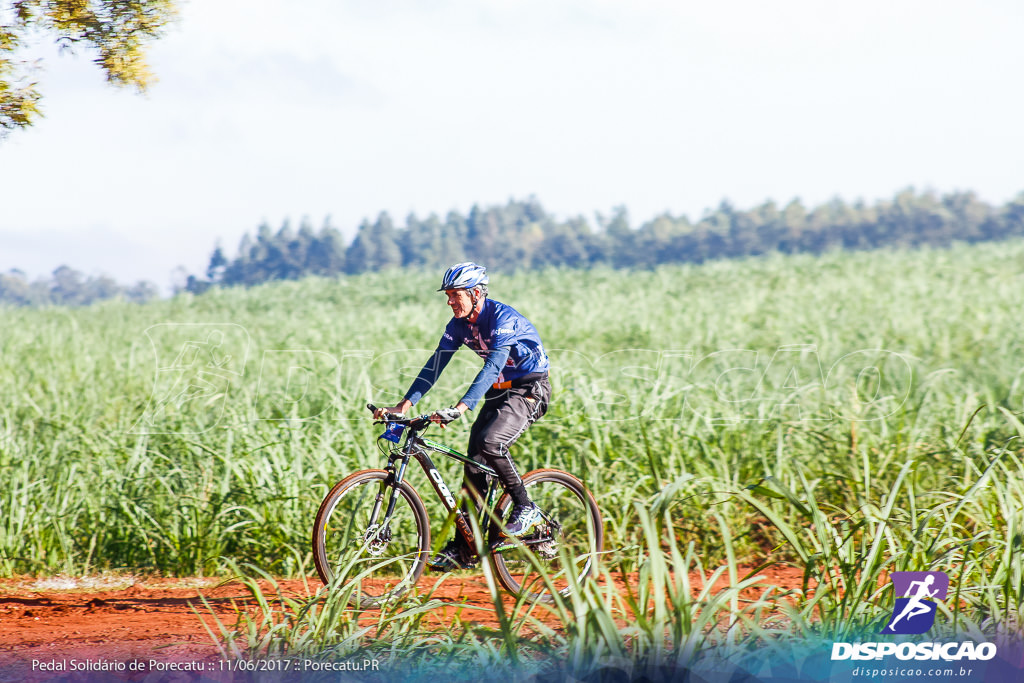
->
[1,0,1022,287]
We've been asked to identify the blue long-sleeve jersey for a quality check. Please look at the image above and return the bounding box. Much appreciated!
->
[404,298,549,410]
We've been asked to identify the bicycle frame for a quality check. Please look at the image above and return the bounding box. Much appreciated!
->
[377,421,500,549]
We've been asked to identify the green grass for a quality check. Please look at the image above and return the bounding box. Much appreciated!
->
[2,240,1023,667]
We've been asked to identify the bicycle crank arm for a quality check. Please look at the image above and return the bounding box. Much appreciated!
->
[490,535,555,553]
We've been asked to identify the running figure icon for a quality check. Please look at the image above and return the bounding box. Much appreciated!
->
[884,575,938,632]
[880,571,949,635]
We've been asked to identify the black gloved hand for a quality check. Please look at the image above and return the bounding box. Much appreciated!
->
[432,407,463,424]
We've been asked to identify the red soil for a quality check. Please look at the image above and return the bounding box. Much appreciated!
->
[0,565,805,681]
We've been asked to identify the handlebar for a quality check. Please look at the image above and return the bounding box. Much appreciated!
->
[367,404,432,430]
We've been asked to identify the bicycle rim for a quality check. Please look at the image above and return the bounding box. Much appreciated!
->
[491,469,603,603]
[313,470,430,606]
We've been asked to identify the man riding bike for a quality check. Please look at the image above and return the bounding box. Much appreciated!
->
[374,262,552,572]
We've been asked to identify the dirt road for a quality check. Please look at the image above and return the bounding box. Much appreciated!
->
[0,566,804,681]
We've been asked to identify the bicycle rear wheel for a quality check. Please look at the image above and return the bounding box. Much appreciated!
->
[490,469,603,603]
[312,469,431,607]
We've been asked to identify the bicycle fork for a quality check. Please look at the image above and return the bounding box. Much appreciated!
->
[360,456,411,551]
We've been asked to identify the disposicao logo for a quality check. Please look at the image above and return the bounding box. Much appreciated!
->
[881,571,949,635]
[831,570,998,663]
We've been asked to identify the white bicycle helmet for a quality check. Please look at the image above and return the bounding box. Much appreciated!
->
[437,262,488,291]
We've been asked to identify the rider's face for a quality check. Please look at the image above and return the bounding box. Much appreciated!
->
[446,289,474,319]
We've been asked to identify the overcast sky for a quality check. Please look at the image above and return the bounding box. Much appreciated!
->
[1,0,1022,291]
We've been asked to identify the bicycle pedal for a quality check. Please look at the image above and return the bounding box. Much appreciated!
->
[535,540,558,560]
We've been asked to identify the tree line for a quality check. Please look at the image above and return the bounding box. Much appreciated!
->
[185,188,1024,293]
[5,188,1023,306]
[0,266,158,306]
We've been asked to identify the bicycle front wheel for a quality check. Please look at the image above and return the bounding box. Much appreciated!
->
[312,469,431,607]
[491,469,604,603]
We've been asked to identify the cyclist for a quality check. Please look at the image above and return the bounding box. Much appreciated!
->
[374,262,551,572]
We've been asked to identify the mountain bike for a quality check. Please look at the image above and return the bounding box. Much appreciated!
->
[312,404,603,607]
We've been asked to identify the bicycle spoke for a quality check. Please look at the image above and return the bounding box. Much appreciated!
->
[313,470,429,606]
[492,470,603,602]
